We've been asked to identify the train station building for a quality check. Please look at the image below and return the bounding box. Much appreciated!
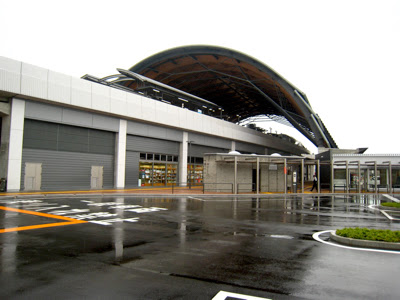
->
[2,45,395,193]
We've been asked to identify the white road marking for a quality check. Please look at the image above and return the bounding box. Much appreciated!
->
[270,235,294,239]
[368,204,399,221]
[212,290,271,300]
[383,194,400,203]
[312,230,400,255]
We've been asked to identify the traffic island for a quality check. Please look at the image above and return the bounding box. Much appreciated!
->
[330,230,400,251]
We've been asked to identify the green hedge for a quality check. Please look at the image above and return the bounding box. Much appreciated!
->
[381,202,400,208]
[336,227,400,243]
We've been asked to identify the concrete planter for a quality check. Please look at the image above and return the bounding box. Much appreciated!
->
[330,230,400,251]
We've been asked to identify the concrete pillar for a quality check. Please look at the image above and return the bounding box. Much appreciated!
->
[317,160,320,193]
[234,155,238,194]
[358,161,361,194]
[284,158,287,194]
[6,98,25,191]
[374,162,378,193]
[179,132,188,186]
[388,162,392,194]
[114,119,127,189]
[256,157,260,194]
[301,159,304,193]
[231,141,236,152]
[345,161,349,194]
[330,160,334,193]
[0,115,10,179]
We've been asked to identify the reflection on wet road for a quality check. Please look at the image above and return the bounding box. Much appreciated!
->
[1,194,399,299]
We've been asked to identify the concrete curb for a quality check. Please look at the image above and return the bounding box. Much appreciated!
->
[379,205,400,211]
[330,230,400,251]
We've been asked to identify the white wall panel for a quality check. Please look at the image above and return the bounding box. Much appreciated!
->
[48,70,71,104]
[154,101,169,124]
[91,83,110,112]
[110,88,127,115]
[178,108,188,128]
[141,97,156,122]
[202,115,212,134]
[188,112,203,132]
[71,77,92,108]
[166,105,181,127]
[21,63,48,99]
[0,56,21,93]
[126,93,142,119]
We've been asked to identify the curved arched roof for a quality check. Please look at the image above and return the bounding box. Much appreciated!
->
[127,45,337,148]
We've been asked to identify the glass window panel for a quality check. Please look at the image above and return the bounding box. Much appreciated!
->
[166,164,177,186]
[139,163,153,186]
[153,163,166,186]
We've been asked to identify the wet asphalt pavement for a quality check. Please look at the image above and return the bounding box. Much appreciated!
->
[1,194,400,299]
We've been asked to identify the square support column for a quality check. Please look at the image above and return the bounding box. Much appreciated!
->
[231,141,236,152]
[179,132,188,187]
[114,119,127,189]
[7,98,25,191]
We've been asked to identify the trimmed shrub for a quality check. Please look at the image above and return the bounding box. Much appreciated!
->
[336,227,400,243]
[381,202,400,208]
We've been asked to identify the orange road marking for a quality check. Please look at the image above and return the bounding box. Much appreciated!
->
[0,206,87,233]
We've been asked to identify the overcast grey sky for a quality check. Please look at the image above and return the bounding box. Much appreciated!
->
[1,0,399,154]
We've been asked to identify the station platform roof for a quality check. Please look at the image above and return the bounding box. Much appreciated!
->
[128,45,337,149]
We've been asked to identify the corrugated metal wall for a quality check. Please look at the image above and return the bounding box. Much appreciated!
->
[21,149,114,190]
[125,151,139,187]
[22,119,115,190]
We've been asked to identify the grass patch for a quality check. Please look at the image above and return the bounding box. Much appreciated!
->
[336,227,400,243]
[381,202,400,208]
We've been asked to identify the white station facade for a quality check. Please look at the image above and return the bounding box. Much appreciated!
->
[0,55,309,192]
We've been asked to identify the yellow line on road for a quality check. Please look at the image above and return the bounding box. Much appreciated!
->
[0,206,87,233]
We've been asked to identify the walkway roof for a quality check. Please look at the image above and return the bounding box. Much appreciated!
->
[127,45,337,149]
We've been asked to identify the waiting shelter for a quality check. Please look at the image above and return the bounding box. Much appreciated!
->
[330,154,400,194]
[203,153,321,194]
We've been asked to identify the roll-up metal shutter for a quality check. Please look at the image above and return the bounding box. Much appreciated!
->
[126,135,179,155]
[125,151,140,187]
[21,149,114,190]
